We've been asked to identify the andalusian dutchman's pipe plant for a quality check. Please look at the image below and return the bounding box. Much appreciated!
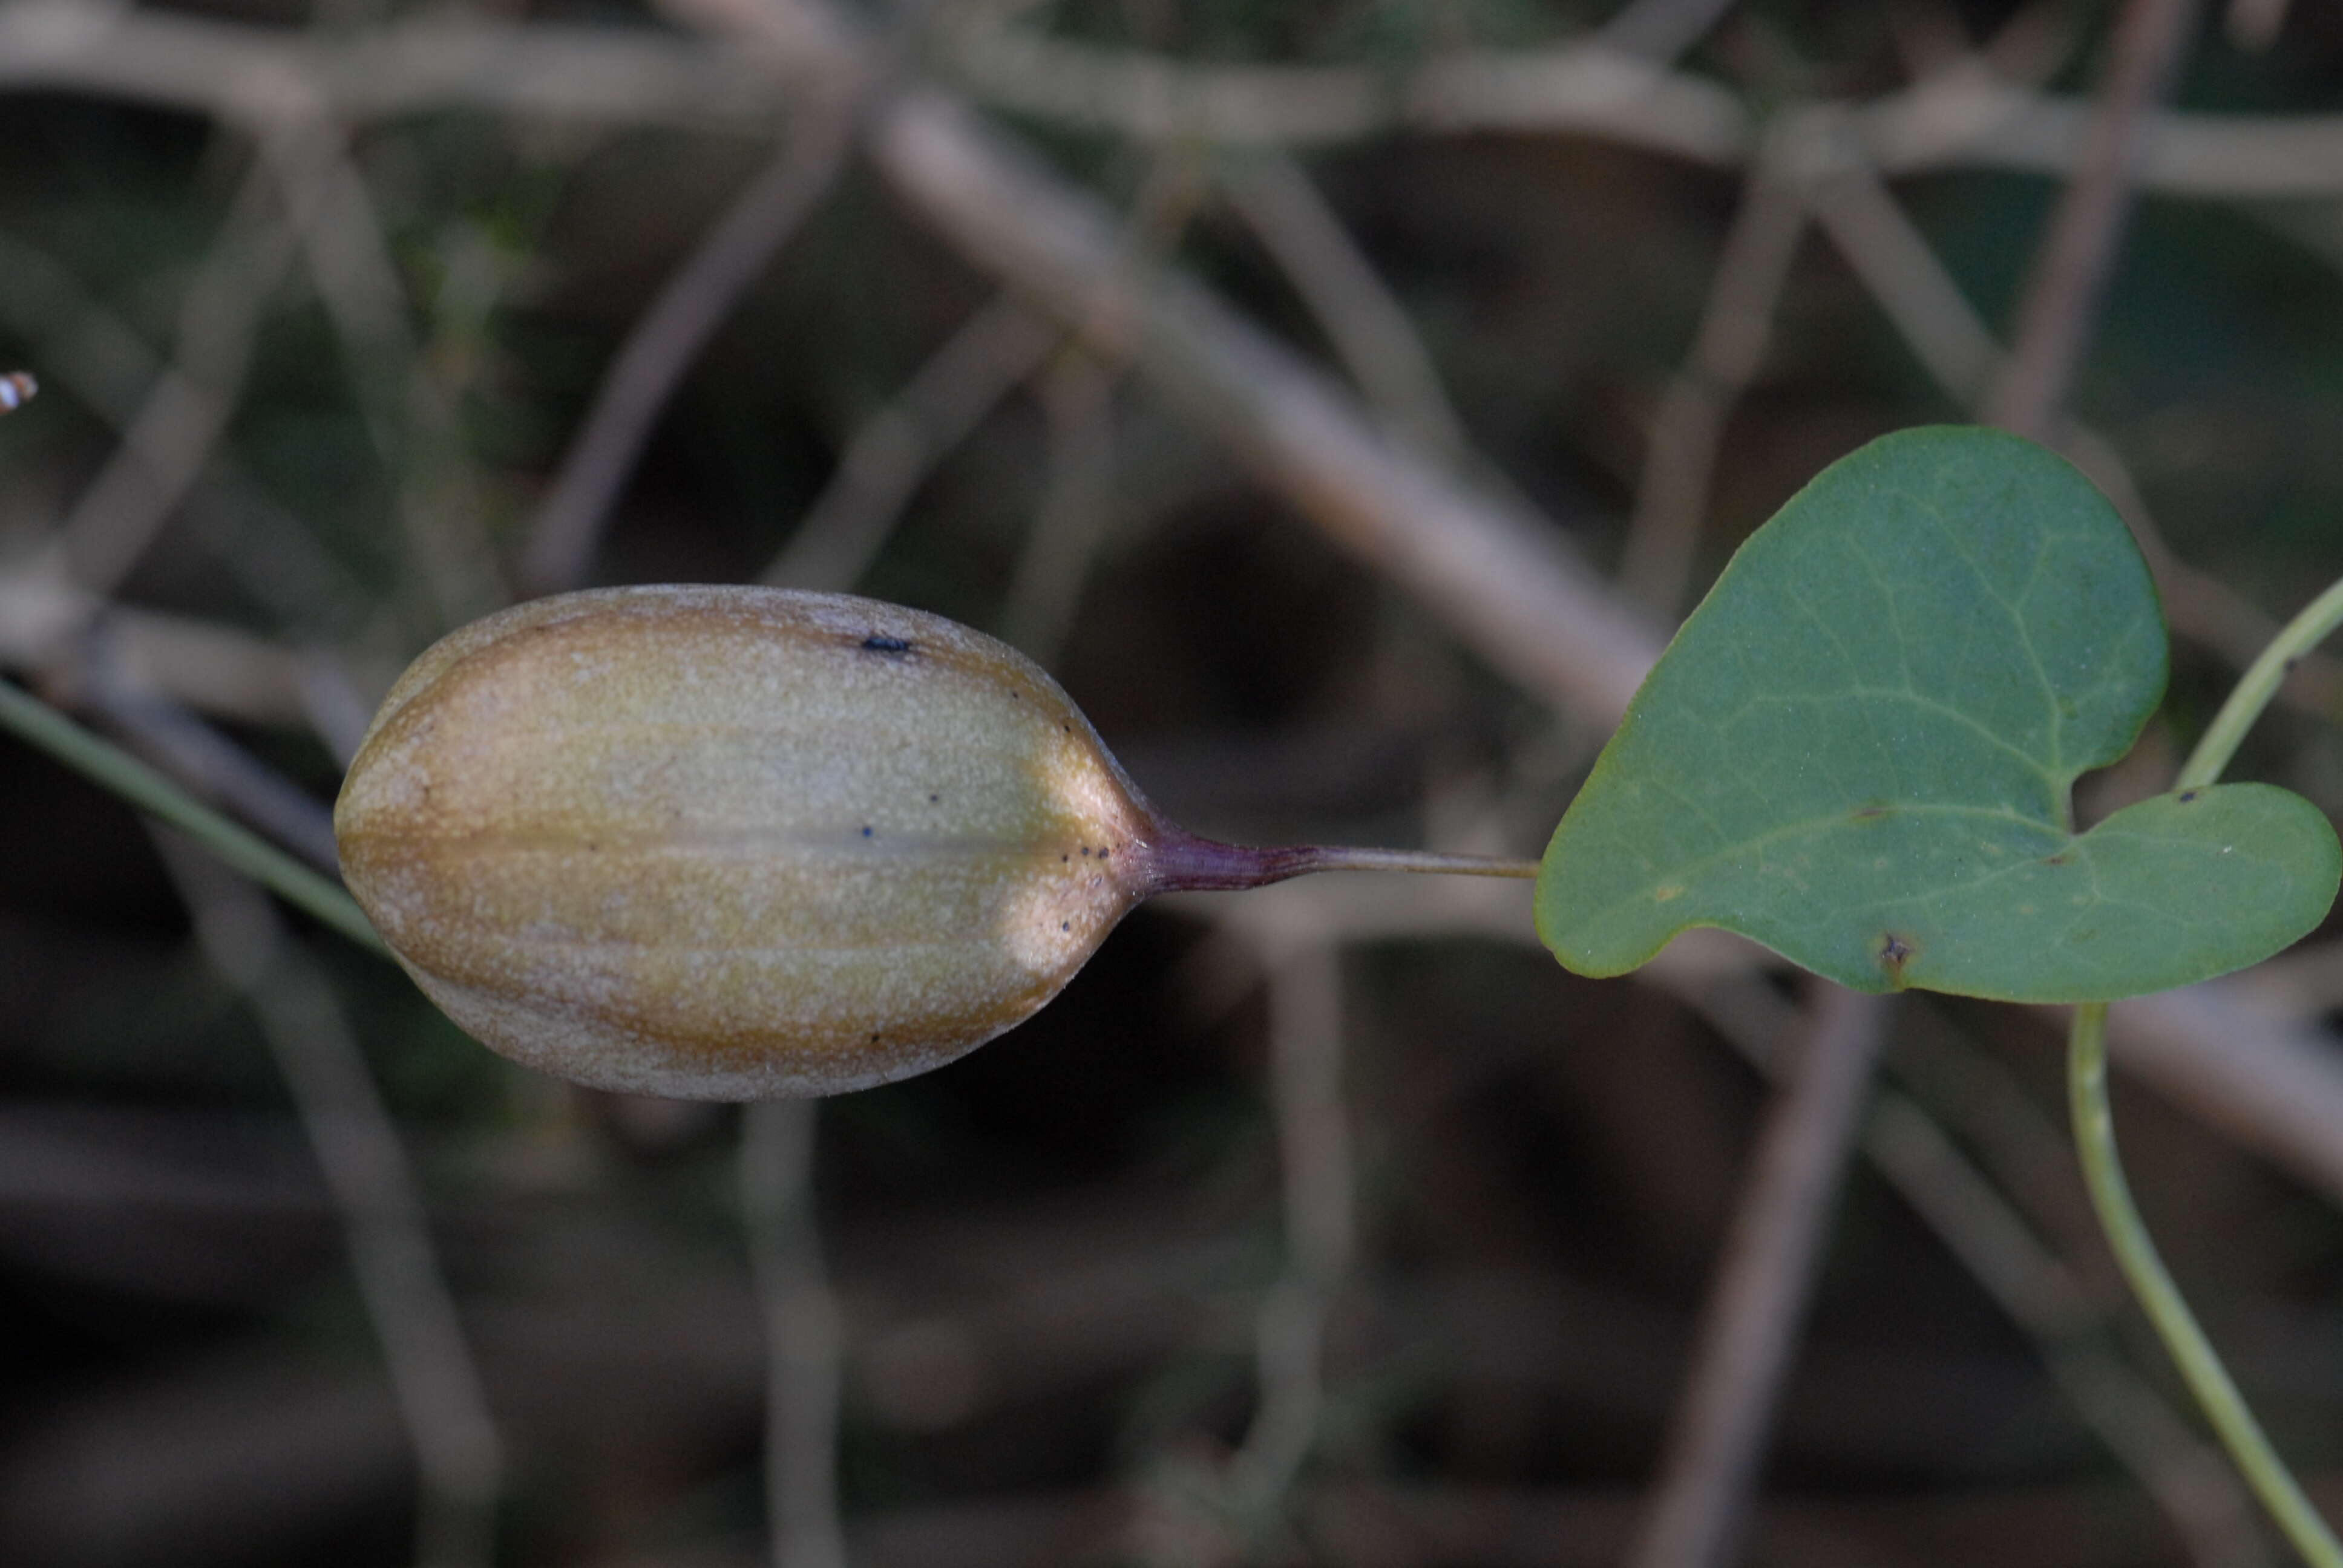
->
[10,419,2335,1561]
[333,428,2339,1099]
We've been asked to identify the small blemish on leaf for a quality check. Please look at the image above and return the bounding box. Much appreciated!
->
[1851,806,1889,822]
[1653,884,1685,903]
[2045,852,2072,866]
[1878,932,1916,985]
[2178,789,2200,803]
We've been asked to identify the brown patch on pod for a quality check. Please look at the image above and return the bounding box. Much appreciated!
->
[333,586,1186,1099]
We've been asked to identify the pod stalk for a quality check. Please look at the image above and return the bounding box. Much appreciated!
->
[1141,826,1538,893]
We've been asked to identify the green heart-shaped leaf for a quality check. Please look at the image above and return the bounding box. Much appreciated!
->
[1536,426,2339,1002]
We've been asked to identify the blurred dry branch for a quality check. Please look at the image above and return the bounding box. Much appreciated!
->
[522,96,860,593]
[1985,0,2203,439]
[932,8,2343,199]
[758,294,1060,591]
[1627,986,1890,1568]
[741,1100,846,1568]
[0,567,307,723]
[56,154,301,602]
[1861,1094,2271,1568]
[1228,941,1354,1523]
[1615,122,1806,615]
[1169,871,2286,1566]
[854,83,1668,715]
[0,3,795,131]
[151,834,502,1568]
[1,0,2338,195]
[998,347,1119,665]
[936,14,1753,162]
[259,109,508,632]
[1218,152,1467,467]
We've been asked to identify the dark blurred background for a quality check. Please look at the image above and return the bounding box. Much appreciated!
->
[3,0,2343,1564]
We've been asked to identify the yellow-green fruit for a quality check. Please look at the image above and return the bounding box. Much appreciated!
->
[333,586,1162,1099]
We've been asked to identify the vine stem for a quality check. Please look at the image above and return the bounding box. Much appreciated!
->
[2179,572,2343,792]
[2068,570,2343,1568]
[2070,1003,2341,1566]
[0,677,389,958]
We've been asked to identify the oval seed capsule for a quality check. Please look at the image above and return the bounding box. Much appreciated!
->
[336,586,1533,1099]
[335,586,1168,1099]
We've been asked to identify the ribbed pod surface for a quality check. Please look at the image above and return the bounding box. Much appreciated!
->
[334,586,1158,1098]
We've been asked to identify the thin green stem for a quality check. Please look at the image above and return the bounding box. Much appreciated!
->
[2179,573,2343,791]
[2067,568,2343,1566]
[0,677,388,959]
[2069,1002,2342,1568]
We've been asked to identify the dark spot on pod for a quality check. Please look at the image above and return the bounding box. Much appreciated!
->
[1851,805,1889,822]
[1061,854,1070,863]
[2286,656,2302,673]
[860,825,874,838]
[2178,789,2200,803]
[869,1032,880,1044]
[860,634,913,654]
[1060,921,1070,932]
[1080,846,1090,857]
[928,792,940,803]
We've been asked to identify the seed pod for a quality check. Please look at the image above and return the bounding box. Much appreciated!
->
[337,585,1529,1099]
[335,586,1184,1098]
